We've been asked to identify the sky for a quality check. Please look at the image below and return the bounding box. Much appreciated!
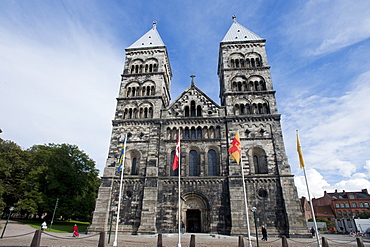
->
[1,0,370,199]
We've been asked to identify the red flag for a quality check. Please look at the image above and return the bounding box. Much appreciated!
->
[228,131,241,164]
[172,131,180,171]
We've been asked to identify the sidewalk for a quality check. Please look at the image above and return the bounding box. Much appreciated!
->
[1,220,368,246]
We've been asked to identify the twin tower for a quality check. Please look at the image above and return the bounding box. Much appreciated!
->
[89,17,308,236]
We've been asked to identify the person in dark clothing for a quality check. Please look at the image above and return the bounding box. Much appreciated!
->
[310,227,316,236]
[261,226,268,241]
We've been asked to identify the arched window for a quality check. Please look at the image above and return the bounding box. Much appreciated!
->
[240,104,245,115]
[191,127,196,139]
[208,150,218,176]
[190,101,196,117]
[196,105,202,116]
[252,148,268,174]
[230,59,235,67]
[170,150,178,176]
[189,150,199,176]
[185,106,190,117]
[197,127,202,139]
[184,127,190,139]
[131,158,138,175]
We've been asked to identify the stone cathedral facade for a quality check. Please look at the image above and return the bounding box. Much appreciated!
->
[89,17,308,237]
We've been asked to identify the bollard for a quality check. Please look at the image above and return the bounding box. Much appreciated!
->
[238,235,244,247]
[98,231,106,247]
[322,236,329,247]
[157,233,163,247]
[356,237,364,247]
[281,235,288,247]
[190,234,195,247]
[30,230,42,247]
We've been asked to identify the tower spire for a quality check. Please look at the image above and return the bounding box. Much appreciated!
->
[153,21,157,30]
[232,15,237,23]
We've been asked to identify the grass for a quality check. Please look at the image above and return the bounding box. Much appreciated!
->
[16,219,89,233]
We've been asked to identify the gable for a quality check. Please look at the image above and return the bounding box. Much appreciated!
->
[164,85,223,119]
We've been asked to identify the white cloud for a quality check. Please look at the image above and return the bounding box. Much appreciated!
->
[294,168,330,198]
[365,160,370,177]
[284,71,370,177]
[332,173,370,193]
[283,0,370,56]
[295,169,370,198]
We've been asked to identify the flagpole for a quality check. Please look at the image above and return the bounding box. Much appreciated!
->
[296,130,321,247]
[113,134,127,247]
[240,155,252,247]
[303,166,321,247]
[177,130,181,247]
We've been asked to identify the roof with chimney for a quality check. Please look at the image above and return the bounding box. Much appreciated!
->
[326,189,370,200]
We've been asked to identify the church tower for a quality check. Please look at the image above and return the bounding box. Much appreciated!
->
[218,16,307,235]
[89,17,308,237]
[89,22,172,234]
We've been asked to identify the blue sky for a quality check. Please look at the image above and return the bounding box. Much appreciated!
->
[1,0,370,198]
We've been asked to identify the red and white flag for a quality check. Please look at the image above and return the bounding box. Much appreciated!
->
[172,131,180,171]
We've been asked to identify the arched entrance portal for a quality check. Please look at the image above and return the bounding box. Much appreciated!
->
[182,193,209,233]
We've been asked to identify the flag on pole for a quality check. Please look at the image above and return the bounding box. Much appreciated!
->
[296,130,305,169]
[172,131,180,171]
[117,136,127,173]
[228,131,241,164]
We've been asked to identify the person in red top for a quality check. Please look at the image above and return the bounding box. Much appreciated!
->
[73,224,79,237]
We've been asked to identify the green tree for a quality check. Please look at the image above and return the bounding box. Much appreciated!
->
[0,139,100,221]
[26,143,100,221]
[0,139,30,211]
[359,211,370,219]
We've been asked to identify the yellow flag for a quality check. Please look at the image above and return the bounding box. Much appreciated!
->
[296,131,305,169]
[228,131,241,164]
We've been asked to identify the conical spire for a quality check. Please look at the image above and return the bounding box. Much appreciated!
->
[128,21,165,49]
[222,15,263,42]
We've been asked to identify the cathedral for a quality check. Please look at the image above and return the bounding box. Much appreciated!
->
[89,16,308,237]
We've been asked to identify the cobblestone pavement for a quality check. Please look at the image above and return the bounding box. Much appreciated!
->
[1,220,369,246]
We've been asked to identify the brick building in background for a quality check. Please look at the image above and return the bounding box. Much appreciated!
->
[311,189,370,233]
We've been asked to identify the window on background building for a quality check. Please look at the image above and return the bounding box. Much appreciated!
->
[345,203,350,208]
[335,203,340,208]
[338,211,342,217]
[352,203,357,208]
[360,203,364,207]
[348,212,353,216]
[189,150,199,176]
[343,211,347,217]
[340,203,345,208]
[365,202,369,207]
[349,195,355,199]
[355,211,359,216]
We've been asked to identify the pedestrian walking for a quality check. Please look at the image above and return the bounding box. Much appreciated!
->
[72,224,79,237]
[41,221,47,231]
[261,225,268,241]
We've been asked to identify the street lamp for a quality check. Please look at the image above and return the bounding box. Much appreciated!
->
[251,207,259,247]
[108,206,117,244]
[1,206,14,238]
